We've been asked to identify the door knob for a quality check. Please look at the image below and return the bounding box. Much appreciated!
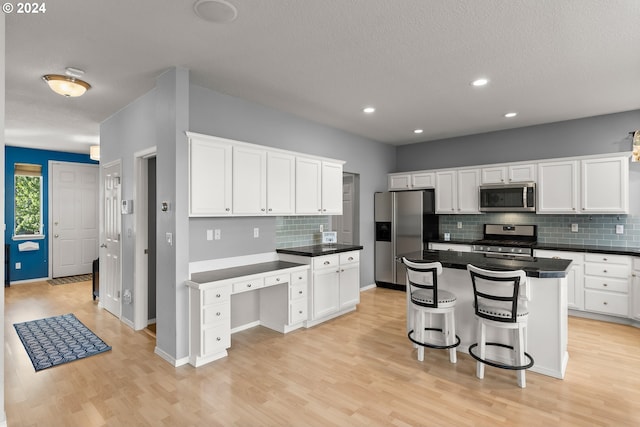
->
[54,234,59,238]
[100,244,107,248]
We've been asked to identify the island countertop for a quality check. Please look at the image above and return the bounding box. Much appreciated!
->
[276,244,363,257]
[401,250,572,278]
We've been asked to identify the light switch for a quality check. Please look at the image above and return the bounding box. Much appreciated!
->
[571,224,578,232]
[457,222,462,229]
[215,229,221,240]
[206,229,213,241]
[166,232,173,246]
[616,224,624,234]
[254,227,259,238]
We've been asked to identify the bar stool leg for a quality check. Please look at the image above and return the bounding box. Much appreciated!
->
[447,311,457,364]
[476,319,486,379]
[516,325,526,388]
[417,310,425,362]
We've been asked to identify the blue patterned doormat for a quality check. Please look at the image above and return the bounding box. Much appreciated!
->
[14,313,112,372]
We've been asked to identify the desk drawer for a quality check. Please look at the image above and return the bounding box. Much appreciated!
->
[313,255,339,270]
[584,263,629,279]
[203,302,230,326]
[232,277,264,293]
[265,273,289,287]
[291,271,308,285]
[203,324,231,354]
[203,285,231,305]
[584,276,628,293]
[290,298,308,324]
[290,282,307,301]
[585,290,628,317]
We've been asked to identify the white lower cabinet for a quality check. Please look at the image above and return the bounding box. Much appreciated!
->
[632,259,640,321]
[535,250,584,310]
[583,253,630,317]
[189,283,232,367]
[280,250,361,326]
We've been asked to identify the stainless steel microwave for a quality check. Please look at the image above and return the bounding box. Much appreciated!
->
[479,182,536,212]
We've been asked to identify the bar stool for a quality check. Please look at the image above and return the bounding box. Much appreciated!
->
[467,264,534,388]
[403,258,460,363]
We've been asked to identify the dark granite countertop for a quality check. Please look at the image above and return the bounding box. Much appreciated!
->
[430,238,640,257]
[401,250,572,278]
[189,261,307,284]
[276,244,364,257]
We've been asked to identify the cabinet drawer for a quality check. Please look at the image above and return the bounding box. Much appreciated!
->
[584,263,629,279]
[584,253,630,265]
[584,290,628,317]
[340,251,359,265]
[232,277,264,293]
[203,324,231,354]
[313,255,340,270]
[291,271,307,285]
[203,285,231,305]
[265,273,289,287]
[290,282,307,301]
[584,276,628,293]
[289,298,308,324]
[203,303,230,326]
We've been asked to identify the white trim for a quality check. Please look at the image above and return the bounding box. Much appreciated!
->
[7,277,49,285]
[133,146,157,331]
[360,283,377,292]
[154,346,189,367]
[189,252,279,276]
[121,317,135,330]
[231,320,261,334]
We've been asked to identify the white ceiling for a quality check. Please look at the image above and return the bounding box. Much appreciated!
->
[5,0,640,154]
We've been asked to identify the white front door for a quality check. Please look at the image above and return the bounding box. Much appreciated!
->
[101,161,122,318]
[51,162,99,277]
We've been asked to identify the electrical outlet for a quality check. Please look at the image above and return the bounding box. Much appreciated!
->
[214,229,221,240]
[457,222,462,229]
[571,224,579,232]
[15,262,21,270]
[616,224,624,234]
[254,227,259,238]
[206,229,213,241]
[320,224,324,232]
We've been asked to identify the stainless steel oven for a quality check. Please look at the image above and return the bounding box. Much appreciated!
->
[479,182,536,212]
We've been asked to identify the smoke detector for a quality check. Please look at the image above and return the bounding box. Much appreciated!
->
[193,0,238,23]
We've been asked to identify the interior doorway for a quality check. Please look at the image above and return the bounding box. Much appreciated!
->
[133,147,157,333]
[335,172,360,245]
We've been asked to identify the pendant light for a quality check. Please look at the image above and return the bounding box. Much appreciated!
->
[42,67,91,97]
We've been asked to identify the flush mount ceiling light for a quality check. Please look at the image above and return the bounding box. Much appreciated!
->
[471,78,489,87]
[194,0,238,23]
[89,145,100,161]
[414,129,424,134]
[42,67,91,97]
[363,107,376,114]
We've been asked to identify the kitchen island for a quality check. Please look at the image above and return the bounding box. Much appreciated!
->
[402,250,572,379]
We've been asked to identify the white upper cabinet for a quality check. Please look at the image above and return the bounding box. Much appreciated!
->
[188,132,344,217]
[412,172,436,189]
[537,160,579,214]
[266,151,295,215]
[435,170,456,213]
[321,161,344,215]
[388,174,411,190]
[233,146,267,215]
[481,163,536,184]
[581,157,629,213]
[189,136,233,216]
[457,169,481,213]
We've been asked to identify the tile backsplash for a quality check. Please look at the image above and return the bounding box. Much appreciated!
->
[276,216,331,248]
[439,213,640,248]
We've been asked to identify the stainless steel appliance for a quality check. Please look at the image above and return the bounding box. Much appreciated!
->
[375,190,439,290]
[471,224,537,257]
[479,182,536,212]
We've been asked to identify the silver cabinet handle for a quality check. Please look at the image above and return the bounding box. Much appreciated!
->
[216,312,221,316]
[348,257,354,261]
[247,283,252,288]
[324,261,330,265]
[216,293,221,298]
[298,290,303,294]
[225,208,230,211]
[100,243,107,248]
[276,278,280,282]
[603,283,608,287]
[216,337,221,341]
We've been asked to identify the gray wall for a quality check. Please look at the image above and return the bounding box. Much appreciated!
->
[397,110,640,171]
[189,84,397,287]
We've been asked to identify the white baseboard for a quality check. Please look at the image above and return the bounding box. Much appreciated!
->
[121,317,135,330]
[231,320,261,334]
[154,346,189,367]
[7,277,49,285]
[360,283,377,292]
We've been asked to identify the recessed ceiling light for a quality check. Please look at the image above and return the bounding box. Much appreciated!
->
[363,107,375,114]
[471,78,489,87]
[504,112,518,118]
[414,129,423,134]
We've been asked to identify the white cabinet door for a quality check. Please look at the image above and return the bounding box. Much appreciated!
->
[481,166,507,184]
[412,172,436,188]
[632,260,640,320]
[321,161,343,215]
[534,250,584,310]
[509,164,536,183]
[189,137,232,216]
[312,268,340,319]
[296,157,322,214]
[233,146,267,215]
[457,168,480,213]
[266,151,295,215]
[435,170,457,213]
[389,174,411,190]
[581,157,629,214]
[537,160,579,213]
[339,262,360,309]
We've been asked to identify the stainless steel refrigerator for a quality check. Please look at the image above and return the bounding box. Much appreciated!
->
[374,190,439,290]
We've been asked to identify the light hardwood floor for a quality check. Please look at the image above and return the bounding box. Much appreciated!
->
[4,280,640,426]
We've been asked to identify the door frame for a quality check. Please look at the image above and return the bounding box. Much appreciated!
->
[133,146,157,331]
[48,160,99,279]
